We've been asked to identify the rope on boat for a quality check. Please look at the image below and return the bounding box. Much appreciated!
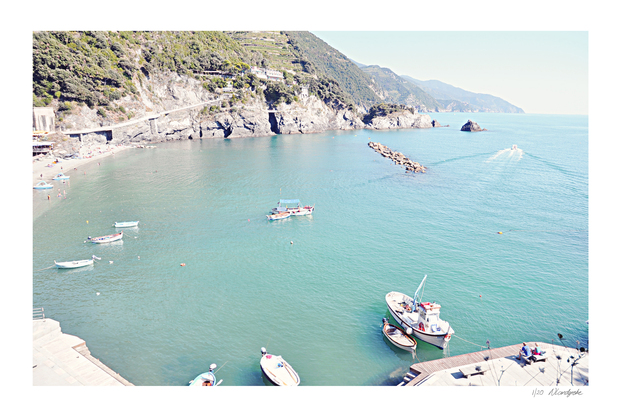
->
[453,335,488,349]
[34,265,56,272]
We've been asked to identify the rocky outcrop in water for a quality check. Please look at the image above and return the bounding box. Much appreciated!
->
[461,119,486,132]
[432,119,449,127]
[368,141,426,173]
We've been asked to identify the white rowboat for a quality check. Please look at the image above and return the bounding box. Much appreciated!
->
[88,232,123,244]
[114,221,139,228]
[55,259,94,269]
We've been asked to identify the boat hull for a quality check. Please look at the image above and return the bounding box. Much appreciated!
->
[382,320,417,353]
[114,221,139,228]
[90,232,123,243]
[267,212,291,221]
[189,372,217,386]
[260,354,300,386]
[385,292,453,349]
[55,259,94,269]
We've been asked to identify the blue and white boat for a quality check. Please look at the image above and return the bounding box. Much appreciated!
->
[385,275,454,349]
[189,363,222,386]
[52,173,70,180]
[271,199,314,216]
[33,180,53,189]
[114,221,139,228]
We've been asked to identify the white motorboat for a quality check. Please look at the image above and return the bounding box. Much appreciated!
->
[511,144,518,150]
[189,363,222,386]
[260,347,300,386]
[382,317,417,354]
[385,275,454,349]
[114,221,139,228]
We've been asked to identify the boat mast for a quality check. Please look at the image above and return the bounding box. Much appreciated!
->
[413,275,427,308]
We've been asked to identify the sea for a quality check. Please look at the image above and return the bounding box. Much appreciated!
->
[32,112,588,386]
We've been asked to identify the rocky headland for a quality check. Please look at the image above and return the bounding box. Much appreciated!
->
[368,141,426,173]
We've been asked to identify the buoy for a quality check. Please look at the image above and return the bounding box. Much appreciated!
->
[290,241,293,244]
[138,256,140,260]
[497,231,502,234]
[96,292,100,296]
[109,261,113,264]
[181,263,186,266]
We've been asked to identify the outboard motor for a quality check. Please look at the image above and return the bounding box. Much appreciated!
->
[261,347,267,356]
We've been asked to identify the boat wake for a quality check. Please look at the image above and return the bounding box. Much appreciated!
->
[486,146,523,163]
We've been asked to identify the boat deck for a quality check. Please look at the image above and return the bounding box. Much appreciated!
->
[400,342,588,386]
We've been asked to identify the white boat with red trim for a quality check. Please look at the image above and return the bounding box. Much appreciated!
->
[260,347,300,386]
[271,199,314,216]
[88,232,123,244]
[385,275,454,349]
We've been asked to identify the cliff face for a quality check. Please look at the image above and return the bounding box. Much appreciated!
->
[365,110,432,130]
[58,72,432,147]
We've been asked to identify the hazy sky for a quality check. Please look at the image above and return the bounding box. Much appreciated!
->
[311,32,588,115]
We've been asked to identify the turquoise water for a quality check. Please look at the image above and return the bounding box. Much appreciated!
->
[32,113,588,386]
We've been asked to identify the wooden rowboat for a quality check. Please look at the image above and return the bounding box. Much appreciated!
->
[382,317,417,354]
[260,347,300,386]
[266,211,291,221]
[88,232,123,244]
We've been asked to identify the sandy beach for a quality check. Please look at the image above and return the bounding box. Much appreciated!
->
[32,143,132,183]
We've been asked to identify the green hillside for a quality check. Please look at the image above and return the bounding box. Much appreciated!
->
[282,31,381,108]
[359,65,441,110]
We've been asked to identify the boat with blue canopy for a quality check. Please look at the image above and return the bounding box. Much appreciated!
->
[52,173,70,180]
[271,199,314,216]
[33,180,53,189]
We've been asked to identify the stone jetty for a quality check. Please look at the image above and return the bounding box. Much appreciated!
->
[368,141,426,173]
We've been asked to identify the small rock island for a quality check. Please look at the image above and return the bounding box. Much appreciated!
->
[368,141,426,173]
[461,120,486,132]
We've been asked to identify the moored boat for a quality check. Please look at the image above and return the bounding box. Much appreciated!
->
[88,232,123,244]
[113,221,139,228]
[33,180,53,189]
[189,363,222,386]
[266,211,291,221]
[54,255,98,269]
[52,173,70,180]
[385,275,454,349]
[382,317,417,354]
[260,347,300,386]
[271,199,314,216]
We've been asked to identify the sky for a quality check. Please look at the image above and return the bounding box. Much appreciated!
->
[311,31,588,115]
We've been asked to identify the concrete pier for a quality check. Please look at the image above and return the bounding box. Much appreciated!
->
[33,318,133,386]
[399,342,588,386]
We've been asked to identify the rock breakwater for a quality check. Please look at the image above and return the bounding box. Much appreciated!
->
[368,141,426,173]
